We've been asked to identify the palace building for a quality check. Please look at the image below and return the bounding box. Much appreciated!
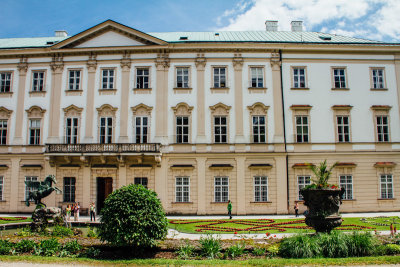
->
[0,20,399,215]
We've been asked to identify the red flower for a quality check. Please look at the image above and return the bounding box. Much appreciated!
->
[274,235,276,237]
[234,232,238,234]
[266,232,270,236]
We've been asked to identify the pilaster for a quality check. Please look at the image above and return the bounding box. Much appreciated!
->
[13,58,28,145]
[155,160,168,208]
[195,54,207,143]
[196,157,206,215]
[236,156,246,214]
[82,165,91,210]
[233,54,245,143]
[119,53,131,143]
[394,54,400,125]
[154,53,170,144]
[84,55,97,143]
[9,158,20,212]
[44,158,57,207]
[275,156,288,214]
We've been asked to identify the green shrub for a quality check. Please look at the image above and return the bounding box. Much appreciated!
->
[225,242,245,258]
[318,231,349,258]
[177,240,195,259]
[16,227,33,237]
[62,240,81,254]
[252,247,266,256]
[87,227,97,238]
[98,184,168,248]
[279,234,321,258]
[385,244,400,255]
[82,247,101,258]
[15,239,36,253]
[39,238,60,256]
[0,240,13,255]
[199,234,221,259]
[267,244,280,257]
[51,225,73,237]
[347,232,376,257]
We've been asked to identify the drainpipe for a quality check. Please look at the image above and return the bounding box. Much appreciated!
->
[279,50,289,212]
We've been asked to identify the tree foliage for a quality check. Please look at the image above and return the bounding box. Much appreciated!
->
[98,184,168,247]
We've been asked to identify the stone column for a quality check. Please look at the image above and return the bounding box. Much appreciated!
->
[236,156,246,214]
[233,54,245,143]
[394,55,400,123]
[84,55,97,143]
[270,52,285,152]
[47,56,64,143]
[43,158,57,207]
[118,53,131,143]
[118,157,127,188]
[82,163,91,209]
[275,155,288,214]
[155,159,167,207]
[9,158,20,212]
[195,54,207,143]
[196,157,206,215]
[13,58,28,145]
[154,54,170,144]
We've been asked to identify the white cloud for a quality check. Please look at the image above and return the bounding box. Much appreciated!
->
[216,0,400,42]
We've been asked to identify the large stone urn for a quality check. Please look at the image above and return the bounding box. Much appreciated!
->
[300,188,345,233]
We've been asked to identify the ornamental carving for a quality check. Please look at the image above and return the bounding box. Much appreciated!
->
[270,52,281,71]
[155,53,170,70]
[50,55,64,72]
[171,102,194,115]
[0,107,12,119]
[26,106,46,118]
[63,104,83,117]
[96,104,117,117]
[247,102,269,115]
[87,54,97,72]
[17,57,28,74]
[210,102,231,115]
[120,52,132,70]
[131,103,153,116]
[195,53,206,70]
[232,53,244,71]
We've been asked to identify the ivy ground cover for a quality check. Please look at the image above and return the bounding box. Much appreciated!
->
[169,217,400,234]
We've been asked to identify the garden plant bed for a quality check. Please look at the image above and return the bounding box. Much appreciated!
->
[169,217,400,234]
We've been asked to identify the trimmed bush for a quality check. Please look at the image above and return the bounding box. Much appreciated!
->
[98,184,168,247]
[385,244,400,255]
[38,238,60,256]
[15,239,36,253]
[51,225,74,237]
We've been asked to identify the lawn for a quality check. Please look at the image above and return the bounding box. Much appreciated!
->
[169,216,399,234]
[0,217,31,224]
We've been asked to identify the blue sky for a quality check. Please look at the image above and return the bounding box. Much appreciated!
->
[1,0,400,42]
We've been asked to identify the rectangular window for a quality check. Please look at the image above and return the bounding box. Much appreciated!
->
[372,69,385,89]
[136,68,149,89]
[337,116,350,142]
[68,70,81,90]
[293,67,306,88]
[65,118,79,144]
[176,67,189,88]
[254,176,268,202]
[134,177,148,188]
[339,175,353,200]
[295,116,309,143]
[214,177,229,202]
[101,69,114,89]
[176,177,190,202]
[250,67,264,88]
[213,67,226,88]
[333,68,346,88]
[32,71,45,92]
[99,117,112,144]
[29,119,41,145]
[0,176,3,201]
[252,115,266,143]
[0,72,12,92]
[176,116,189,143]
[63,177,76,202]
[376,116,389,142]
[380,174,393,199]
[25,176,38,201]
[214,116,227,143]
[298,175,311,200]
[0,120,7,145]
[135,116,148,143]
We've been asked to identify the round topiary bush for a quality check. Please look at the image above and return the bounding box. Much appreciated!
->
[98,184,168,247]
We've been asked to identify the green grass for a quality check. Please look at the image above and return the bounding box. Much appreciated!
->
[0,217,31,224]
[169,216,399,234]
[1,255,400,266]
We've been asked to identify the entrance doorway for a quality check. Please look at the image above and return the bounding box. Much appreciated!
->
[97,177,113,214]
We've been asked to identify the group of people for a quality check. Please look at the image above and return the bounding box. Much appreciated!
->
[65,202,97,222]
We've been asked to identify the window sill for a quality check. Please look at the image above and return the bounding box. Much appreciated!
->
[173,87,192,91]
[210,87,229,93]
[370,88,388,91]
[377,198,396,200]
[341,199,356,201]
[65,90,83,96]
[250,201,272,204]
[58,201,76,204]
[171,202,193,204]
[0,200,6,202]
[20,201,34,203]
[331,88,350,91]
[210,202,229,204]
[248,87,267,90]
[0,92,13,97]
[29,91,46,97]
[291,87,309,90]
[133,88,152,94]
[99,89,117,95]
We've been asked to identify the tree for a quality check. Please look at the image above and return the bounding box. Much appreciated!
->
[98,184,168,247]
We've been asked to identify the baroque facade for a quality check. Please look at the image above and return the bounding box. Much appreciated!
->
[0,20,399,215]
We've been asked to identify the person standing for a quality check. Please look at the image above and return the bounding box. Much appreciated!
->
[76,202,80,221]
[90,202,96,222]
[294,202,299,217]
[73,203,78,222]
[227,200,232,219]
[66,205,71,221]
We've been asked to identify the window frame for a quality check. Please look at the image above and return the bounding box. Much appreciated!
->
[370,67,386,90]
[336,115,350,143]
[339,174,353,200]
[252,115,266,143]
[134,116,149,144]
[134,177,148,188]
[31,70,46,92]
[376,115,390,142]
[0,72,12,93]
[67,69,82,91]
[176,116,189,144]
[175,176,190,202]
[212,66,227,88]
[295,115,309,143]
[214,176,229,202]
[65,117,79,144]
[175,66,190,88]
[0,176,4,201]
[331,67,348,89]
[254,176,268,202]
[135,67,150,89]
[99,117,113,144]
[291,66,307,89]
[100,68,115,90]
[297,175,311,200]
[380,174,394,199]
[213,115,228,144]
[249,66,264,88]
[29,119,41,145]
[25,176,38,201]
[63,177,76,202]
[0,119,8,145]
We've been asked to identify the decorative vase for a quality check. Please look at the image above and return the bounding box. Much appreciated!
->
[300,188,345,233]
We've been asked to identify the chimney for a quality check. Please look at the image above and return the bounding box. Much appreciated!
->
[291,21,303,32]
[55,30,68,37]
[265,20,278,31]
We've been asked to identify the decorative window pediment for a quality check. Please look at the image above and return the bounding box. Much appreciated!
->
[172,102,193,115]
[96,104,117,117]
[131,103,153,116]
[63,104,83,117]
[210,102,231,115]
[0,107,12,119]
[26,106,46,118]
[247,102,269,115]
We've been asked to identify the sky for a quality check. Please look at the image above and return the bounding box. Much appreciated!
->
[1,0,400,42]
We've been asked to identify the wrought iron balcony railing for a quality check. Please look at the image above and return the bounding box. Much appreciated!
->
[45,143,161,153]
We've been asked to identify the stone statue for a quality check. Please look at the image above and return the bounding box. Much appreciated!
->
[25,174,62,207]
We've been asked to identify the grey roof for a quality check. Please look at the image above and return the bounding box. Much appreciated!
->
[0,31,388,49]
